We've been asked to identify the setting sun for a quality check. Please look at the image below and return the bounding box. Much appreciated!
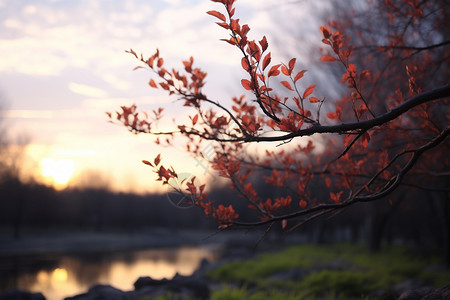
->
[40,158,74,188]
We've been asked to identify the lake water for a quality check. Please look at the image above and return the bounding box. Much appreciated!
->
[0,245,221,300]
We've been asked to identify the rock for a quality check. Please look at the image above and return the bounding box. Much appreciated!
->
[0,289,46,300]
[134,276,169,289]
[170,274,210,299]
[421,284,450,300]
[397,287,434,300]
[393,280,431,298]
[64,284,128,300]
[63,273,210,300]
[397,284,450,300]
[133,274,210,300]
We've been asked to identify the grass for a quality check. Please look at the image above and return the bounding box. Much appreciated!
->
[137,243,450,299]
[207,243,450,300]
[208,244,336,282]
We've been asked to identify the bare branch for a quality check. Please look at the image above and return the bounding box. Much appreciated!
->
[233,125,449,227]
[244,84,450,142]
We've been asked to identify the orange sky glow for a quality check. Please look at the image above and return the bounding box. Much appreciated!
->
[0,0,330,193]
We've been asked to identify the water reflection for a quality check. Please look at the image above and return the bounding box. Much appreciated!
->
[1,246,220,300]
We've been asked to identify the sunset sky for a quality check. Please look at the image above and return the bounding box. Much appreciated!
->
[0,0,329,193]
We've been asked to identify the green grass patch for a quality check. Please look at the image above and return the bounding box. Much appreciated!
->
[208,243,450,300]
[208,244,336,282]
[211,285,248,300]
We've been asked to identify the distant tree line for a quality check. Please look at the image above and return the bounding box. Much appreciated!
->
[0,102,446,260]
[0,176,446,258]
[0,182,217,235]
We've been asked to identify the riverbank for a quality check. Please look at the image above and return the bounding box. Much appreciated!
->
[0,228,285,300]
[0,227,279,257]
[30,243,450,300]
[0,228,210,255]
[2,230,449,299]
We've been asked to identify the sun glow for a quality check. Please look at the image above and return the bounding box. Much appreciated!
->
[52,268,68,282]
[40,158,74,189]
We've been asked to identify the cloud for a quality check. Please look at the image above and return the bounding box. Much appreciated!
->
[0,0,153,76]
[163,0,181,5]
[100,73,131,91]
[0,0,332,194]
[68,82,109,98]
[6,110,54,119]
[0,0,288,79]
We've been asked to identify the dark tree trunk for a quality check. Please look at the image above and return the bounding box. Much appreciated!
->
[12,179,25,239]
[444,196,450,269]
[366,198,402,253]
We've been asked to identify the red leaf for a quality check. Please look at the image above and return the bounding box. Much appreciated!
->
[142,160,153,167]
[241,57,250,72]
[192,114,198,125]
[241,79,253,90]
[267,64,281,77]
[220,38,236,46]
[321,26,332,39]
[320,55,337,62]
[216,22,230,30]
[154,154,161,166]
[294,70,307,82]
[241,24,250,38]
[230,17,240,32]
[229,7,235,17]
[299,200,307,209]
[302,85,315,99]
[149,79,157,88]
[341,49,349,58]
[259,36,268,52]
[360,70,370,80]
[207,10,226,22]
[288,58,296,71]
[361,131,370,148]
[281,65,290,76]
[280,81,293,91]
[241,114,251,125]
[330,191,343,203]
[159,82,170,90]
[309,96,320,103]
[327,112,338,120]
[262,53,271,71]
[247,41,260,58]
[347,64,357,73]
[157,57,164,68]
[343,134,353,146]
[127,49,138,59]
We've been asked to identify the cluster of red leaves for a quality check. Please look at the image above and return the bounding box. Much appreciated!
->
[320,25,373,121]
[207,1,328,131]
[142,154,177,185]
[143,153,239,227]
[134,49,207,107]
[110,0,449,229]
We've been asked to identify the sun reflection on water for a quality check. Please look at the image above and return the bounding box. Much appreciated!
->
[52,268,68,282]
[17,246,218,300]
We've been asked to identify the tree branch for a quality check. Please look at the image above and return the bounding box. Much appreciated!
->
[356,40,450,52]
[233,125,449,227]
[244,84,450,142]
